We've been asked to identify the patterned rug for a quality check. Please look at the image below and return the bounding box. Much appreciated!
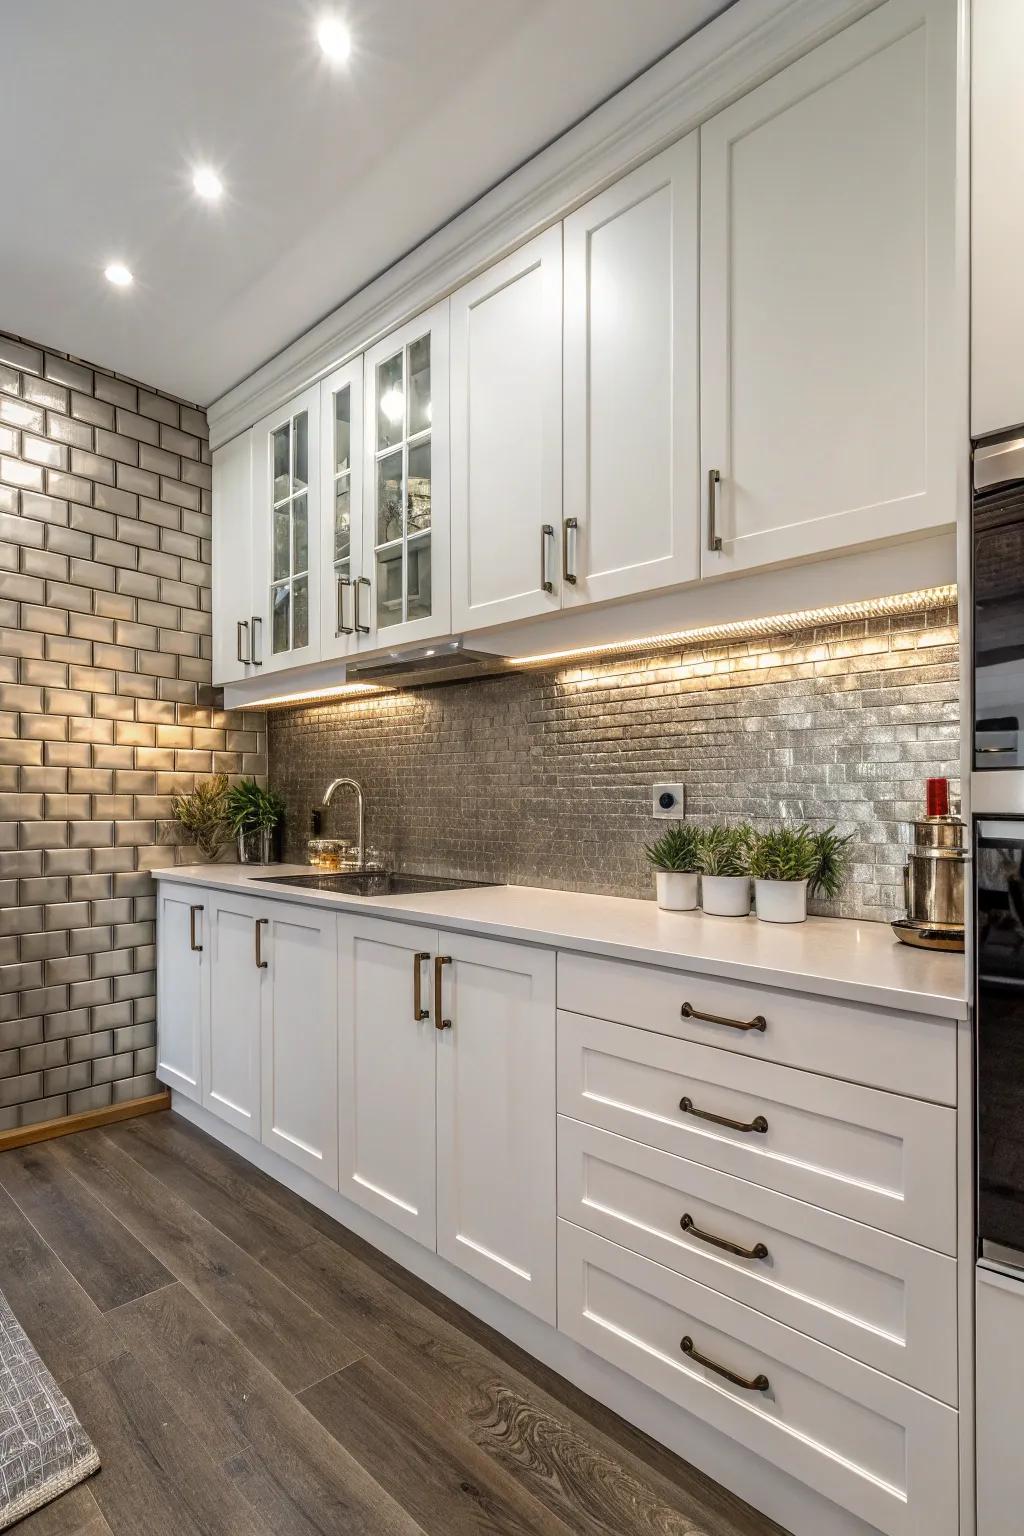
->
[0,1288,99,1528]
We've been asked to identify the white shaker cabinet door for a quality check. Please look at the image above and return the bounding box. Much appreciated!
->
[700,0,957,576]
[203,891,265,1140]
[211,430,254,686]
[563,134,699,606]
[338,915,438,1247]
[450,227,563,630]
[155,884,206,1104]
[319,356,365,661]
[436,933,556,1322]
[260,903,339,1188]
[252,384,322,675]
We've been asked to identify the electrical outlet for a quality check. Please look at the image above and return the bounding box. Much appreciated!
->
[653,784,686,819]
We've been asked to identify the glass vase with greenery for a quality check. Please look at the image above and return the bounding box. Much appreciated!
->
[224,778,287,864]
[644,824,703,911]
[169,775,231,862]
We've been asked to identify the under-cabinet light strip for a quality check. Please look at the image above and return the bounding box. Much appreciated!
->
[239,681,386,710]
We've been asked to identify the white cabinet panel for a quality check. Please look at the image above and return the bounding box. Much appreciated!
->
[211,430,254,686]
[437,933,556,1322]
[260,903,338,1187]
[971,0,1024,435]
[204,892,264,1139]
[319,357,365,661]
[252,384,322,675]
[977,1265,1024,1536]
[558,1222,959,1536]
[558,1117,957,1403]
[557,1010,956,1250]
[362,302,451,649]
[700,0,957,575]
[339,914,437,1246]
[155,885,205,1104]
[563,136,699,604]
[450,228,562,630]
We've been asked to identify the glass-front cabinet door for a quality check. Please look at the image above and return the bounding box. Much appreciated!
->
[319,357,364,661]
[361,301,450,648]
[253,384,321,675]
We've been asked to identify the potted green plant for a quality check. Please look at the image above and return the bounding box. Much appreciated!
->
[224,778,287,864]
[697,825,753,916]
[750,824,854,923]
[644,824,703,911]
[168,774,231,862]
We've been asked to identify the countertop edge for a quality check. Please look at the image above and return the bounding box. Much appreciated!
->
[152,867,969,1021]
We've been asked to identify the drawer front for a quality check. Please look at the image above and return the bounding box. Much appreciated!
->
[557,951,956,1105]
[556,1011,956,1252]
[558,1117,957,1404]
[558,1222,958,1536]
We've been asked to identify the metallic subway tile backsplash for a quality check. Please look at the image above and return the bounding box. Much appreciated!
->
[0,331,267,1129]
[269,607,959,922]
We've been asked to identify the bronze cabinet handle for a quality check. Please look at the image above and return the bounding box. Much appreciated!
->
[434,954,452,1029]
[681,1001,766,1033]
[189,904,204,953]
[255,917,268,969]
[680,1212,769,1261]
[707,468,722,552]
[562,516,578,584]
[680,1335,769,1393]
[413,951,430,1021]
[353,576,371,635]
[540,524,554,593]
[250,615,263,666]
[236,619,251,665]
[679,1096,768,1135]
[336,575,353,636]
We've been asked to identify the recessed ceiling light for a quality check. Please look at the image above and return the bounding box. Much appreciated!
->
[317,14,351,63]
[104,262,133,288]
[193,166,224,202]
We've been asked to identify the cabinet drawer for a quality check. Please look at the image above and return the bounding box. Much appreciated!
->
[558,1222,958,1536]
[556,951,956,1104]
[558,1117,957,1403]
[556,1011,955,1251]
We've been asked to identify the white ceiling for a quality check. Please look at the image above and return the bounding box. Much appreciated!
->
[1,0,731,406]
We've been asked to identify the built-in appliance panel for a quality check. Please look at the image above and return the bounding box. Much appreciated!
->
[974,436,1024,770]
[556,1010,957,1251]
[558,1221,959,1536]
[557,1116,957,1404]
[556,951,956,1105]
[976,818,1024,1267]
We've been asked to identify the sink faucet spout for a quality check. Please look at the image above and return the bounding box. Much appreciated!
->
[321,777,365,870]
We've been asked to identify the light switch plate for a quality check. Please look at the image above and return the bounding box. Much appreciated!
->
[653,784,686,818]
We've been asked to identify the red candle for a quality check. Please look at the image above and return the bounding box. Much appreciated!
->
[925,777,950,818]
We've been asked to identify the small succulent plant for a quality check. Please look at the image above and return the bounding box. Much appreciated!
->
[169,775,231,861]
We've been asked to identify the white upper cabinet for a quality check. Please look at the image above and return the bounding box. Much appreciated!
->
[699,0,957,577]
[972,0,1024,435]
[319,357,365,660]
[211,429,254,686]
[450,228,563,630]
[563,136,699,606]
[362,302,451,648]
[252,384,322,675]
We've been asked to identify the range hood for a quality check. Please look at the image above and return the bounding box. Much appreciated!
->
[346,638,511,689]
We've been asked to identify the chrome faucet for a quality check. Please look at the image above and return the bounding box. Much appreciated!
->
[321,777,365,869]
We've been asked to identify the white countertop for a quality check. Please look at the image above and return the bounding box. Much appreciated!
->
[154,863,968,1019]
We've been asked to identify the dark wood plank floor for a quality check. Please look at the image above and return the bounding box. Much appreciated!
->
[0,1111,788,1536]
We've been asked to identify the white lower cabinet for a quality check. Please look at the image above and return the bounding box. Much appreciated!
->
[436,932,556,1323]
[155,885,205,1103]
[203,891,265,1139]
[976,1266,1024,1536]
[259,903,338,1187]
[558,1221,958,1536]
[338,915,438,1246]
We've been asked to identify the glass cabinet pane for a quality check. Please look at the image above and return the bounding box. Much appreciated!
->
[293,577,309,649]
[272,584,290,654]
[407,539,431,622]
[377,351,404,450]
[407,439,431,533]
[334,387,351,472]
[293,412,308,490]
[376,544,403,629]
[292,494,308,575]
[273,505,290,582]
[377,451,403,544]
[334,479,351,561]
[273,424,290,503]
[408,334,431,435]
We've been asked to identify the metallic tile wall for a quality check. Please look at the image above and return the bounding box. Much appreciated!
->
[270,605,960,921]
[0,332,267,1128]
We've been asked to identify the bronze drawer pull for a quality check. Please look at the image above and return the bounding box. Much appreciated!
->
[255,917,268,969]
[189,904,203,953]
[434,955,452,1029]
[413,951,430,1021]
[679,1096,768,1134]
[681,1001,766,1033]
[680,1212,769,1261]
[681,1335,769,1393]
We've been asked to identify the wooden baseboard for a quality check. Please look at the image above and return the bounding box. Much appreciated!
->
[0,1091,171,1153]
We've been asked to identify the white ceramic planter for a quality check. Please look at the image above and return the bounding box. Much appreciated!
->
[755,877,808,923]
[655,871,699,911]
[700,874,751,917]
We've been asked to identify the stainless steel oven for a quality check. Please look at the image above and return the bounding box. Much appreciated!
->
[977,818,1024,1270]
[974,435,1024,810]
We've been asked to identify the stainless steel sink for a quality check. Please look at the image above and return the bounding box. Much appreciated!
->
[253,870,496,897]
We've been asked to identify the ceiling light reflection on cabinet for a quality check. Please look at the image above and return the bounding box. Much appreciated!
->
[104,263,133,287]
[380,386,404,425]
[193,166,224,202]
[317,14,352,64]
